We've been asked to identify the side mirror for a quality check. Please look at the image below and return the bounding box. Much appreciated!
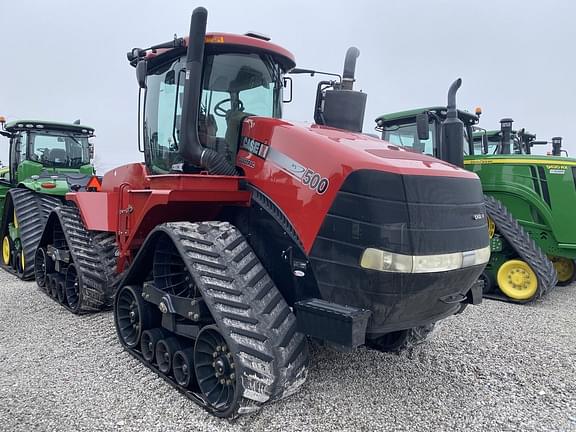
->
[88,142,95,159]
[282,77,293,103]
[136,60,148,89]
[416,112,430,141]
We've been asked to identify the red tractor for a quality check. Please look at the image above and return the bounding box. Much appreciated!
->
[35,8,489,417]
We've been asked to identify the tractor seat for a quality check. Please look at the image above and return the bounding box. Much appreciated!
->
[48,148,67,162]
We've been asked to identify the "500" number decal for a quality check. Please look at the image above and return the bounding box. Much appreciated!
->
[301,168,329,194]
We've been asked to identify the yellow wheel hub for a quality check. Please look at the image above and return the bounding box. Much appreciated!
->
[497,259,538,300]
[20,251,25,271]
[549,256,574,283]
[13,210,18,230]
[488,216,495,239]
[2,236,10,265]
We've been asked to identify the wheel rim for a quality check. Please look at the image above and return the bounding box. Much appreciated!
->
[2,236,11,265]
[173,349,194,387]
[487,216,495,239]
[115,286,143,348]
[19,250,25,272]
[13,210,18,230]
[65,265,81,311]
[194,325,237,411]
[550,256,575,283]
[497,259,538,300]
[34,248,48,288]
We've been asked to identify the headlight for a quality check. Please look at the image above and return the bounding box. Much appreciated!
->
[360,246,490,273]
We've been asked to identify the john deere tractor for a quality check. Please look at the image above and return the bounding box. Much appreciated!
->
[375,84,566,303]
[0,117,96,278]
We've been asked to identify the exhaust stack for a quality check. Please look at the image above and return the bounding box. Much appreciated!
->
[499,118,513,155]
[342,47,360,90]
[179,7,236,175]
[440,78,465,168]
[314,47,367,132]
[552,136,563,156]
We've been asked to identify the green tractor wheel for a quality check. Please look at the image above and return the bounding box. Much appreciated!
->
[549,256,576,286]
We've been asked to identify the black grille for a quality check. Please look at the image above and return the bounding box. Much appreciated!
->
[308,169,488,333]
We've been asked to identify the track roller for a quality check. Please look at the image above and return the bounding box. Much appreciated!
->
[34,248,53,290]
[156,337,183,374]
[141,328,168,362]
[65,265,82,313]
[173,348,195,388]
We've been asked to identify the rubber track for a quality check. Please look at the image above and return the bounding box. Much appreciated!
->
[4,188,61,280]
[484,195,557,302]
[49,206,116,312]
[125,221,309,417]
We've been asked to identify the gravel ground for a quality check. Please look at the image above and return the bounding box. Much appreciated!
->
[0,270,575,432]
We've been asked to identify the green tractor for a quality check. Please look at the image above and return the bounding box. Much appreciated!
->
[0,116,96,278]
[375,80,565,302]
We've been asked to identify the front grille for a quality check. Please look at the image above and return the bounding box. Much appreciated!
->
[308,169,488,332]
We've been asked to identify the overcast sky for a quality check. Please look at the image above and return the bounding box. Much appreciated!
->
[1,0,574,172]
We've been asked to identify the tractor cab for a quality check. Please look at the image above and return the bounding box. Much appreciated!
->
[375,105,479,159]
[131,32,293,174]
[471,119,548,156]
[0,118,95,184]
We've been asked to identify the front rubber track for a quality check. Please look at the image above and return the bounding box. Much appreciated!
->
[116,221,309,418]
[37,205,119,313]
[484,195,557,302]
[1,188,61,280]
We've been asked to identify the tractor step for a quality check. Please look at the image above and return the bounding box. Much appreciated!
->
[294,298,371,349]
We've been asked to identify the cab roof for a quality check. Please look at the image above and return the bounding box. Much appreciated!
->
[375,106,479,127]
[141,32,296,72]
[4,120,95,134]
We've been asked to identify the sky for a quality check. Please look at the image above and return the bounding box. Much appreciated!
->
[1,0,575,172]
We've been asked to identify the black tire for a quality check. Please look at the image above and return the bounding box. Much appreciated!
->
[367,324,436,353]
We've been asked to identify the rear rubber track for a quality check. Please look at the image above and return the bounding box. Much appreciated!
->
[120,221,309,417]
[2,188,61,279]
[44,206,118,312]
[484,194,557,302]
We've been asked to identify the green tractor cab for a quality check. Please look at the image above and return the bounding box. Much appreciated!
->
[375,90,569,302]
[0,117,96,279]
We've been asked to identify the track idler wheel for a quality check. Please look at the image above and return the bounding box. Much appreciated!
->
[34,248,53,289]
[173,348,196,388]
[141,328,168,362]
[65,265,82,313]
[194,325,238,413]
[2,236,11,266]
[497,259,538,300]
[155,337,183,374]
[549,256,576,286]
[115,285,156,349]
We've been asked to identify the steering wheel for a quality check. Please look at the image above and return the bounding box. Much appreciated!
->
[214,98,244,117]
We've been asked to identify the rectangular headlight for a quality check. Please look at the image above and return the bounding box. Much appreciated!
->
[360,246,490,273]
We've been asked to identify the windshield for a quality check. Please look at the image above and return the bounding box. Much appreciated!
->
[28,131,91,168]
[383,122,437,156]
[144,52,283,173]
